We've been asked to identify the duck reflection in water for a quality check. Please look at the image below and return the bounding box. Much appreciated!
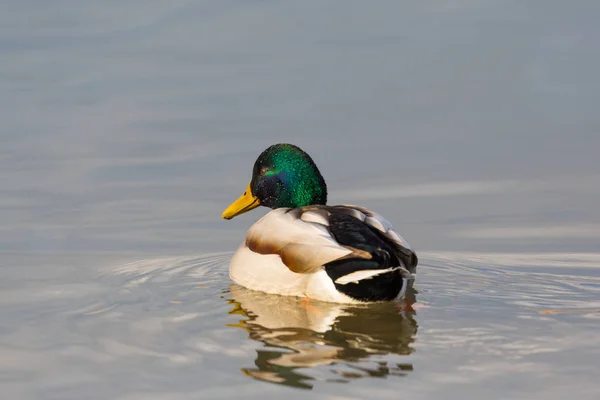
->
[226,284,418,389]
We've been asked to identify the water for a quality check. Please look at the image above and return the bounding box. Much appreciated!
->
[1,1,600,398]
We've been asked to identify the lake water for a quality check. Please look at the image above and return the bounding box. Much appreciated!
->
[2,1,600,399]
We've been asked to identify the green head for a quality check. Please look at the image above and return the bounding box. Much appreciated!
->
[222,144,327,219]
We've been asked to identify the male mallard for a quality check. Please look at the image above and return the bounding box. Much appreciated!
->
[222,143,418,304]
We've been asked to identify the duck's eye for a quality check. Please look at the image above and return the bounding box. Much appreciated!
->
[260,167,269,176]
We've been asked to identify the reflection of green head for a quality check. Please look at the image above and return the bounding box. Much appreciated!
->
[250,144,327,209]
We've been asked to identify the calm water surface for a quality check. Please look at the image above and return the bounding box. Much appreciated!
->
[1,1,600,399]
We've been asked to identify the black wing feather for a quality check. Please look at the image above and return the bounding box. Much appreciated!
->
[324,211,405,301]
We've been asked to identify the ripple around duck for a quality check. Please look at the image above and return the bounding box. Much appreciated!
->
[403,252,600,399]
[89,251,600,393]
[6,251,598,397]
[419,252,600,316]
[69,252,232,320]
[87,252,421,390]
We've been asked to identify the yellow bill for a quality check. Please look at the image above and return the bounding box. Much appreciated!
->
[222,182,261,219]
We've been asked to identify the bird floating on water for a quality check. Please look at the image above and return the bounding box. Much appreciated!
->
[222,143,418,304]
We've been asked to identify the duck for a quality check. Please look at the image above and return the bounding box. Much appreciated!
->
[222,143,418,304]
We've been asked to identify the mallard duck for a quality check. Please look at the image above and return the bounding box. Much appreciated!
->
[222,143,418,304]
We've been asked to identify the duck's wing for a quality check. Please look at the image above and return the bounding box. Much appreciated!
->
[245,208,373,275]
[309,204,418,302]
[245,205,418,276]
[328,205,418,274]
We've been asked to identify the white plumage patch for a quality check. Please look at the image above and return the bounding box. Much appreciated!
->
[300,210,330,226]
[334,267,397,285]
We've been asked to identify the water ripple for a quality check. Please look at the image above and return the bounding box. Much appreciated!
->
[2,251,599,398]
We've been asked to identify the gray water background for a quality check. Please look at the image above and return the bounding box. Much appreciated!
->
[1,1,600,399]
